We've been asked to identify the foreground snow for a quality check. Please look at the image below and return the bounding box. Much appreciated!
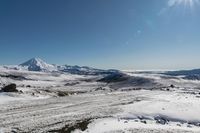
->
[0,68,200,132]
[0,89,200,133]
[78,118,200,133]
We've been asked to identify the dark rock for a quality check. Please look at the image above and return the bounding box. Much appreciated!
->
[1,84,18,92]
[124,121,128,123]
[155,116,169,125]
[95,87,106,91]
[188,122,200,126]
[44,89,52,93]
[0,74,27,80]
[57,91,70,97]
[49,118,91,133]
[141,120,147,124]
[177,124,181,127]
[64,82,79,86]
[170,84,175,88]
[26,85,31,88]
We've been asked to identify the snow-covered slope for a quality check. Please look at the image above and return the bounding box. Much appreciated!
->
[58,65,118,75]
[165,69,200,76]
[19,58,57,72]
[1,65,200,132]
[164,69,200,80]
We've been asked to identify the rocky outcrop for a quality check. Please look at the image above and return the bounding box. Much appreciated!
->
[1,84,18,92]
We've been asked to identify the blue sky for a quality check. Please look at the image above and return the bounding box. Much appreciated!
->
[0,0,200,70]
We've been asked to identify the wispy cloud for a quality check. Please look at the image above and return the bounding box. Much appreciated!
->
[158,0,176,16]
[158,0,200,16]
[168,0,178,7]
[167,0,200,7]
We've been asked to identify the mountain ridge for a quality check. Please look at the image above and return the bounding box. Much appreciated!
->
[19,58,56,72]
[1,58,119,75]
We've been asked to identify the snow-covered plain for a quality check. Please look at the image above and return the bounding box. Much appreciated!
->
[1,60,200,133]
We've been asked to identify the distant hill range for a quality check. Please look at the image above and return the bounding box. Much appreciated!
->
[2,58,119,75]
[2,58,200,80]
[164,69,200,80]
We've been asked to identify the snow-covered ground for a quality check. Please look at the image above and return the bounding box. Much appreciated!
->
[0,66,200,133]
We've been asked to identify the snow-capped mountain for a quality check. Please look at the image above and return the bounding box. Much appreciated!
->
[19,58,57,72]
[1,58,119,75]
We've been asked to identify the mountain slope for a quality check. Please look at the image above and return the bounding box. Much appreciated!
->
[58,65,118,75]
[19,58,56,72]
[164,69,200,80]
[1,58,119,75]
